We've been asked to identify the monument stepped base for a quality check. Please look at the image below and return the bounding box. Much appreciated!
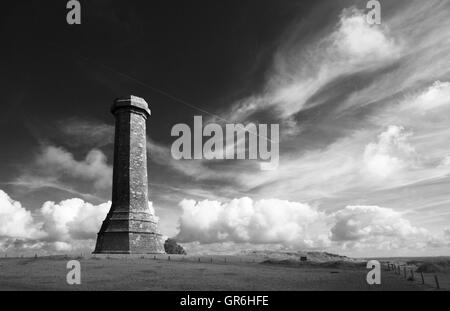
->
[93,231,165,254]
[91,253,168,259]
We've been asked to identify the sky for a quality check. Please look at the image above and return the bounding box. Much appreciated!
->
[1,0,450,257]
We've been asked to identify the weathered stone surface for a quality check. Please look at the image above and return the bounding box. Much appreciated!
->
[94,95,165,254]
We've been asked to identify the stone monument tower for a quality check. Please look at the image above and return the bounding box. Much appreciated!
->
[94,95,165,254]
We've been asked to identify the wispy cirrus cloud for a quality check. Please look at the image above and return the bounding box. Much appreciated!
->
[35,146,112,190]
[221,6,402,124]
[6,144,113,204]
[57,118,114,147]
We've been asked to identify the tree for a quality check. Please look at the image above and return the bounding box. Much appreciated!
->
[164,238,187,255]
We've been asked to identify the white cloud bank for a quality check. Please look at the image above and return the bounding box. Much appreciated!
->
[176,197,447,255]
[40,198,110,242]
[0,190,44,240]
[0,189,110,254]
[0,189,163,254]
[176,197,327,248]
[330,205,435,251]
[1,189,447,256]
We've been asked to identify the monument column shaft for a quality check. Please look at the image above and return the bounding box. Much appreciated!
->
[111,109,149,213]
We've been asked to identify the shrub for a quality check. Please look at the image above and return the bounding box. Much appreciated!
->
[164,238,187,255]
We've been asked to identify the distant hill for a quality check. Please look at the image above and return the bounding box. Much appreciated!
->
[238,249,362,263]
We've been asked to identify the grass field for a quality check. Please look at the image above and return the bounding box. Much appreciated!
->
[0,254,444,291]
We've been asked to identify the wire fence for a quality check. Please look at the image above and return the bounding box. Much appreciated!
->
[1,253,262,265]
[383,262,448,290]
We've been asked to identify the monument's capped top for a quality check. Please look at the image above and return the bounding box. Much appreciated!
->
[111,95,151,117]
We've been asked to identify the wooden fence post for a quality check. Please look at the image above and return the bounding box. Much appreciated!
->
[168,256,170,261]
[420,272,425,284]
[434,275,440,289]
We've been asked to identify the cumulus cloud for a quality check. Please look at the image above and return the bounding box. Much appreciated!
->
[0,189,164,254]
[332,8,400,61]
[363,125,417,178]
[233,125,418,202]
[176,197,327,248]
[40,198,110,241]
[174,196,449,254]
[330,205,438,250]
[1,188,446,255]
[331,205,424,241]
[0,189,156,254]
[0,190,44,240]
